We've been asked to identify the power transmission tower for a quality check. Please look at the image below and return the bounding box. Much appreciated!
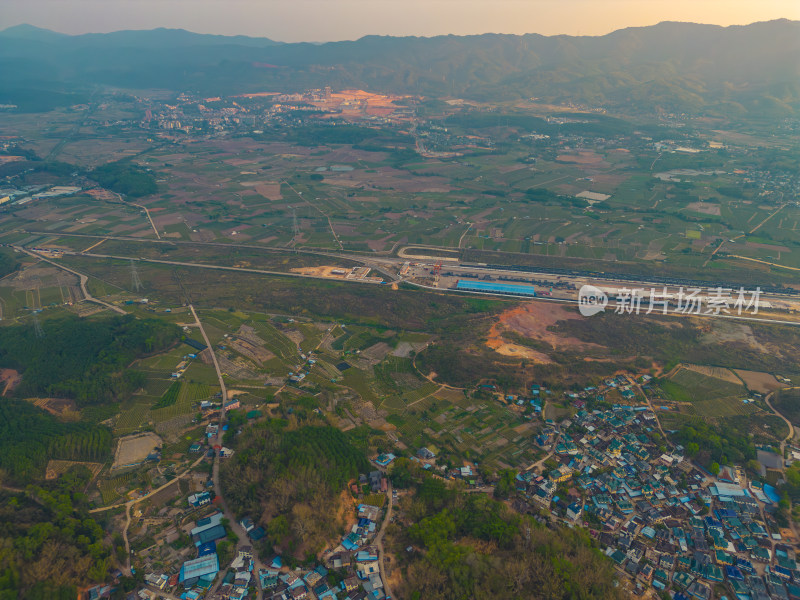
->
[130,259,143,292]
[292,208,300,253]
[33,312,44,338]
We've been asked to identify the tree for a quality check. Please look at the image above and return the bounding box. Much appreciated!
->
[390,458,418,489]
[710,462,720,476]
[494,470,517,500]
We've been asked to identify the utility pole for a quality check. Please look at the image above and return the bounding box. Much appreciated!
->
[130,259,143,292]
[292,208,300,253]
[33,312,44,338]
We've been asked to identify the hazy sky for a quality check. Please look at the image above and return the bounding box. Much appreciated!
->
[2,0,799,42]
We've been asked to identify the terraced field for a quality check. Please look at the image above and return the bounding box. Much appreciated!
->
[98,472,135,505]
[681,397,759,419]
[115,400,152,435]
[341,367,380,402]
[256,321,299,360]
[151,382,211,423]
[117,382,212,437]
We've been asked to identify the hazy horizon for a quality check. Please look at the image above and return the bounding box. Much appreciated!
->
[2,0,799,43]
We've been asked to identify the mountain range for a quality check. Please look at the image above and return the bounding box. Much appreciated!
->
[1,20,798,116]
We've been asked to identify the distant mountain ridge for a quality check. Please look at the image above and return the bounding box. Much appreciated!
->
[0,20,798,116]
[0,23,282,46]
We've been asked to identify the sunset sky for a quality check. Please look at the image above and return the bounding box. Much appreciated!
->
[3,0,799,41]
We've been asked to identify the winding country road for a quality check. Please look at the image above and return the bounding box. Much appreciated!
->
[110,191,161,240]
[89,455,206,575]
[764,389,797,455]
[374,480,394,599]
[19,248,127,314]
[190,305,269,599]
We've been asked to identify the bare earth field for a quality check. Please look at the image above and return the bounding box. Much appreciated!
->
[495,301,604,349]
[113,432,163,469]
[486,301,604,363]
[687,202,722,216]
[733,369,788,394]
[291,265,351,279]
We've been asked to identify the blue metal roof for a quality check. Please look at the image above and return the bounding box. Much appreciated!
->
[193,524,227,546]
[179,554,219,583]
[456,280,536,296]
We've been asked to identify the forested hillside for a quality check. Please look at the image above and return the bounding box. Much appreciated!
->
[0,249,20,280]
[0,399,111,481]
[0,315,179,406]
[89,161,157,198]
[0,20,798,115]
[0,468,114,599]
[388,459,620,600]
[220,421,369,560]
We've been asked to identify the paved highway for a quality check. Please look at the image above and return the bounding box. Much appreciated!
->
[18,243,800,329]
[17,229,800,299]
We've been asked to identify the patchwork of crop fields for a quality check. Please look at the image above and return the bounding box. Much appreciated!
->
[116,382,213,436]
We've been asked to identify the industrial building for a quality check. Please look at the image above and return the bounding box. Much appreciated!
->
[456,279,536,297]
[179,554,219,586]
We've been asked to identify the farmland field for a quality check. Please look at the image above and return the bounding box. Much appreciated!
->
[665,366,746,403]
[98,472,135,505]
[115,400,153,435]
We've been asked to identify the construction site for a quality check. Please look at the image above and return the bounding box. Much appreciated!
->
[290,265,383,283]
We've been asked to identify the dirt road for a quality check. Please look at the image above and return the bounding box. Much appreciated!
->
[765,389,796,455]
[190,305,269,598]
[19,248,126,315]
[374,481,394,597]
[89,455,206,575]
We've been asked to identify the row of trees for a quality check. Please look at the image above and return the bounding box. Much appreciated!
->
[0,400,112,481]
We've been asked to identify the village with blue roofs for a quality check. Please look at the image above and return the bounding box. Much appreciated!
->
[101,367,800,600]
[121,455,394,600]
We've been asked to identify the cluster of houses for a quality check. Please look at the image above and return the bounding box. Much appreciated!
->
[341,504,382,552]
[135,511,229,599]
[126,453,394,600]
[515,400,795,599]
[247,494,388,600]
[202,423,234,458]
[231,464,390,600]
[217,547,255,600]
[259,561,333,600]
[257,547,384,600]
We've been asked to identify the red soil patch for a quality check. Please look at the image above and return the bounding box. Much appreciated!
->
[0,369,21,395]
[486,302,606,362]
[556,151,606,165]
[745,241,791,253]
[687,202,722,216]
[367,234,396,252]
